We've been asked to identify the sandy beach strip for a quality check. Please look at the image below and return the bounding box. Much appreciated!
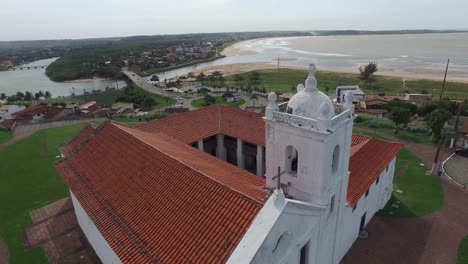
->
[192,60,468,83]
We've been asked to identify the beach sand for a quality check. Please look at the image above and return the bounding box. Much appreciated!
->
[221,44,258,56]
[216,40,468,83]
[193,60,468,83]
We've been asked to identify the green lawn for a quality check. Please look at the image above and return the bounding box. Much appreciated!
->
[0,129,12,144]
[0,124,84,263]
[379,148,444,217]
[225,68,468,98]
[47,85,176,109]
[458,236,468,264]
[191,97,246,108]
[354,124,433,144]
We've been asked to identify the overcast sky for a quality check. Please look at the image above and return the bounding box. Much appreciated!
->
[1,0,468,41]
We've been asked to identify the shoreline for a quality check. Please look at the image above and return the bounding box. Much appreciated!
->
[190,62,468,84]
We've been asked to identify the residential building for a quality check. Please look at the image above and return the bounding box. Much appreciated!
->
[0,105,26,121]
[403,93,432,107]
[56,64,402,264]
[336,85,365,103]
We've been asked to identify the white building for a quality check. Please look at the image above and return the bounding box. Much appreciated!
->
[0,104,26,122]
[57,64,402,264]
[336,85,365,103]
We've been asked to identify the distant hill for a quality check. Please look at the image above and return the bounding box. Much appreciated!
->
[1,30,466,51]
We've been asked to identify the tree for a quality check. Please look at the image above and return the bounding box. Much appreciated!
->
[385,99,418,116]
[34,92,40,101]
[16,92,25,101]
[389,107,411,134]
[60,102,67,108]
[427,109,452,141]
[203,94,216,106]
[222,91,234,99]
[24,91,33,101]
[196,73,206,83]
[250,93,258,107]
[187,72,195,79]
[150,75,159,82]
[233,74,244,88]
[0,93,6,101]
[45,91,51,99]
[38,90,44,97]
[250,71,260,84]
[359,62,378,85]
[142,96,156,110]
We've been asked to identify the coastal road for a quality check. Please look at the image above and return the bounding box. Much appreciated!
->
[122,70,268,110]
[122,70,199,110]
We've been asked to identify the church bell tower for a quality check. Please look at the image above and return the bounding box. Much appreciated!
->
[263,64,355,207]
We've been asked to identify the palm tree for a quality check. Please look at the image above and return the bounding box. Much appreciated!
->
[45,91,52,99]
[0,93,6,101]
[24,91,33,102]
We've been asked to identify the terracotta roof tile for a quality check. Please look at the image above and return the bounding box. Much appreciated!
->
[59,124,96,157]
[136,104,265,145]
[348,137,403,206]
[56,122,264,264]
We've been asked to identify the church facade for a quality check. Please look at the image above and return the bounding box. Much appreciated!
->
[56,64,402,264]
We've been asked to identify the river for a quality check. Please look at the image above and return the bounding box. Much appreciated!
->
[0,58,125,98]
[2,33,468,98]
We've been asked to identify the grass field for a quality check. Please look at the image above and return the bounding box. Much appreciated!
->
[354,125,433,144]
[47,85,176,109]
[0,129,12,144]
[225,68,468,98]
[0,124,84,263]
[191,97,246,108]
[458,236,468,264]
[379,148,444,217]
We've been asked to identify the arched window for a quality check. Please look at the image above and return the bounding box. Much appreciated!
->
[332,145,340,174]
[285,145,299,174]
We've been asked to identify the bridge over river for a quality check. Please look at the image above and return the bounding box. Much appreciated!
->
[7,65,47,71]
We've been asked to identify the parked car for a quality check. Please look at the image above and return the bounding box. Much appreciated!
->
[455,147,468,157]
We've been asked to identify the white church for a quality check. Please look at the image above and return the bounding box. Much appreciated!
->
[56,64,402,264]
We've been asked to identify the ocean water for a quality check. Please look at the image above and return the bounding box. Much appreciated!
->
[233,33,468,78]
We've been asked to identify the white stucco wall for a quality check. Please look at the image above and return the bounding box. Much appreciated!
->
[70,191,122,264]
[336,157,396,261]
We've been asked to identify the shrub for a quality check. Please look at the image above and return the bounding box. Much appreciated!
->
[405,123,431,134]
[364,118,394,129]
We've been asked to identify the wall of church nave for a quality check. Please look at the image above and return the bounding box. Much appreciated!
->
[336,157,396,262]
[70,191,122,264]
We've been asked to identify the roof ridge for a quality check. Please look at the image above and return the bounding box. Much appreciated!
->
[112,122,264,206]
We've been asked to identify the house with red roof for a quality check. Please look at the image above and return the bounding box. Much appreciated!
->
[56,64,402,264]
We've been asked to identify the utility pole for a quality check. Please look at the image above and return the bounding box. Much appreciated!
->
[277,57,280,70]
[439,59,450,104]
[431,59,450,174]
[452,102,463,148]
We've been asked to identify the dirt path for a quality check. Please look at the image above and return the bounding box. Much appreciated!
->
[0,236,9,264]
[343,127,468,264]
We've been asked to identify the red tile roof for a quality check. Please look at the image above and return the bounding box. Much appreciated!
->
[137,104,265,146]
[59,124,96,157]
[56,122,264,264]
[347,138,403,206]
[56,105,403,262]
[461,121,468,134]
[137,106,401,206]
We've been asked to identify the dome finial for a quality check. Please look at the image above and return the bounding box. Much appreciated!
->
[305,64,318,92]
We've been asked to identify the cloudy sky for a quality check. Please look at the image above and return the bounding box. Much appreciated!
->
[1,0,468,41]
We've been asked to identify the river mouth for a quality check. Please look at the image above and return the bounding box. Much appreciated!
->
[3,33,468,98]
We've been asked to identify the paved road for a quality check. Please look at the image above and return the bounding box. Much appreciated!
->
[122,70,268,110]
[343,127,468,264]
